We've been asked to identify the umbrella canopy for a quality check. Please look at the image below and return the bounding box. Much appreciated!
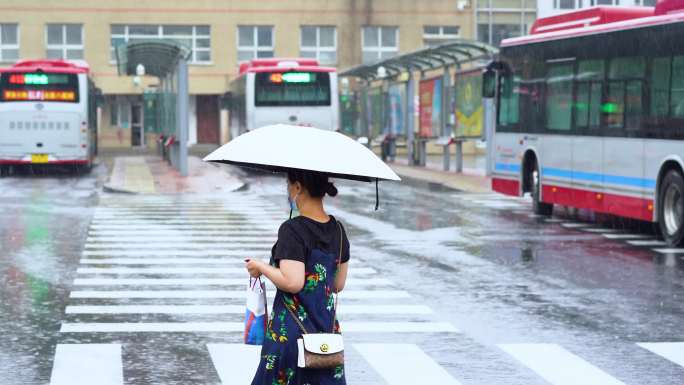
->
[203,124,401,182]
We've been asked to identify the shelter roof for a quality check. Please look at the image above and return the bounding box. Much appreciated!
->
[116,40,191,78]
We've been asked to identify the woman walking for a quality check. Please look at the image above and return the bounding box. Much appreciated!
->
[246,169,349,385]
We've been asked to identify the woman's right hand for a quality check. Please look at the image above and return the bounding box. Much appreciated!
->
[245,258,263,278]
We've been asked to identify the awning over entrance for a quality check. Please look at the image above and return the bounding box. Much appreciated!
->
[115,40,191,77]
[340,39,498,81]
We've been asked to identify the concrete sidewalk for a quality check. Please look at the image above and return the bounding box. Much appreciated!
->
[387,154,491,193]
[104,155,245,194]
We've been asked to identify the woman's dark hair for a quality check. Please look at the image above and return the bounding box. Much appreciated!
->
[287,169,338,198]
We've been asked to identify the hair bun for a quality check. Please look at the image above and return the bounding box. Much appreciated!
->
[326,182,338,197]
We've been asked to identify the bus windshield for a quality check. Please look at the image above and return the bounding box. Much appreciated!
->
[0,72,80,103]
[254,71,330,107]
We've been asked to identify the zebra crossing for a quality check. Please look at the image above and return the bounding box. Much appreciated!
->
[48,193,684,384]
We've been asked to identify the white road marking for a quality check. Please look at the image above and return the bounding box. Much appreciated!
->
[498,343,626,385]
[626,240,668,246]
[87,236,274,242]
[601,234,650,240]
[637,342,684,367]
[49,344,123,385]
[81,250,271,257]
[581,228,620,233]
[89,230,269,236]
[84,242,273,249]
[89,225,276,231]
[90,219,281,225]
[64,304,431,315]
[543,218,566,223]
[65,305,245,314]
[207,344,261,385]
[653,248,684,254]
[73,277,391,286]
[79,258,256,265]
[60,321,456,333]
[69,290,411,299]
[354,344,463,385]
[75,267,377,275]
[561,223,590,228]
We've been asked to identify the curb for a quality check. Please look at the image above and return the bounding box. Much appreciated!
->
[102,183,138,194]
[393,171,464,192]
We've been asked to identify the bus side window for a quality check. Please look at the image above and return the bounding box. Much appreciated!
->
[649,57,671,122]
[670,56,684,119]
[498,74,520,132]
[545,63,574,132]
[574,60,604,133]
[605,56,645,135]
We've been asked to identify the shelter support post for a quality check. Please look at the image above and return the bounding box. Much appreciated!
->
[441,67,451,171]
[455,140,463,173]
[361,85,370,148]
[406,71,416,165]
[176,58,189,177]
[484,95,495,176]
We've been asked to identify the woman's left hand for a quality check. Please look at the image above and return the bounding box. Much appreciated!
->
[245,259,263,278]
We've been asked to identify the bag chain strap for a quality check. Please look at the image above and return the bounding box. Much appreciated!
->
[284,221,343,335]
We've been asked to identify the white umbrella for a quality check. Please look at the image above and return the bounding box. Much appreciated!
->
[203,124,400,182]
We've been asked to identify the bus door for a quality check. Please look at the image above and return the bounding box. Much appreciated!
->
[542,60,575,207]
[572,59,605,211]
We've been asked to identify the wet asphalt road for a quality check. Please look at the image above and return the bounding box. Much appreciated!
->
[1,165,683,385]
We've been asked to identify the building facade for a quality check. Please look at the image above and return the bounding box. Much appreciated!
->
[0,0,473,149]
[474,0,537,47]
[539,0,658,18]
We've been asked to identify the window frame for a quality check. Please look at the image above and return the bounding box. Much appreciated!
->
[361,26,399,64]
[0,23,19,63]
[299,26,337,65]
[45,23,84,60]
[236,25,275,63]
[422,25,460,47]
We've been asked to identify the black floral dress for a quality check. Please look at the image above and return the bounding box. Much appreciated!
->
[251,215,349,385]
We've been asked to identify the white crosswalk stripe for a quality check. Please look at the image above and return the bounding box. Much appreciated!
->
[355,343,464,385]
[637,342,684,367]
[498,343,626,385]
[50,344,123,385]
[208,344,262,385]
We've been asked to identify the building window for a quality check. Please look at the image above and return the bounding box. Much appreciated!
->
[554,0,577,9]
[423,25,460,47]
[591,0,619,5]
[300,26,337,65]
[46,24,83,60]
[636,0,657,5]
[0,24,19,62]
[361,26,398,64]
[237,26,274,62]
[110,25,211,64]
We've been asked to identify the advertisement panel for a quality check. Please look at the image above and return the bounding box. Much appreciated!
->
[368,87,384,138]
[454,70,484,138]
[388,83,406,136]
[419,77,442,137]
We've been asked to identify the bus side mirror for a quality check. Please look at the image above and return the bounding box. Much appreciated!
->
[482,70,496,99]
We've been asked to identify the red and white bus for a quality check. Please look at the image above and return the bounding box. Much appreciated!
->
[228,58,339,138]
[0,59,98,174]
[486,0,684,245]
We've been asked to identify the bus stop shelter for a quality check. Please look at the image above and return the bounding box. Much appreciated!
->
[340,39,498,173]
[116,40,191,176]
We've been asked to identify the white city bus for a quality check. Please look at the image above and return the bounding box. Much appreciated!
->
[485,1,684,246]
[228,58,339,138]
[0,59,98,174]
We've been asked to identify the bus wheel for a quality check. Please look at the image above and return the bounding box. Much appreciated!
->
[531,163,553,216]
[658,170,684,246]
